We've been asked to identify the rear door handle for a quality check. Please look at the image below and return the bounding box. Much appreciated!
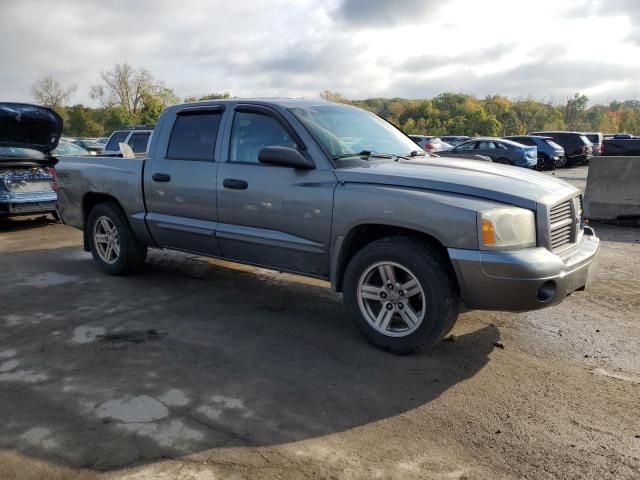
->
[223,178,248,190]
[152,173,171,182]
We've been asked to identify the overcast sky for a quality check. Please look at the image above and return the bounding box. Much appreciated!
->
[1,0,639,105]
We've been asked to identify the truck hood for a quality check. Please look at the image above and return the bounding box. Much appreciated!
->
[0,103,63,156]
[334,157,578,209]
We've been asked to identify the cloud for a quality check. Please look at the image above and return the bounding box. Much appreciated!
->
[332,0,440,28]
[385,60,640,102]
[400,44,512,71]
[570,0,640,45]
[0,0,638,105]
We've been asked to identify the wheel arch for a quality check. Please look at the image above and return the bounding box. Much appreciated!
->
[331,223,454,293]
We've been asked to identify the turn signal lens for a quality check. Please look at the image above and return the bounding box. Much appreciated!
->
[482,218,496,245]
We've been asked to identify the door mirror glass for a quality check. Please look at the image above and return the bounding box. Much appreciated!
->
[258,146,315,170]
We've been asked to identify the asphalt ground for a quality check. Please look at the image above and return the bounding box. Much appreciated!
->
[0,165,639,479]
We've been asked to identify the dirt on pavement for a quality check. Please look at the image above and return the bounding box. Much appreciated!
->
[0,209,639,479]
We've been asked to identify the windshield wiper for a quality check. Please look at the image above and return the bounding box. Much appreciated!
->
[391,150,429,161]
[332,150,395,160]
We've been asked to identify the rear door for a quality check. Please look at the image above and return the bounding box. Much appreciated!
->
[216,104,336,277]
[475,140,497,159]
[145,106,224,255]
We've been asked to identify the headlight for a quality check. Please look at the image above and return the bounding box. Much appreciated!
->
[479,207,536,250]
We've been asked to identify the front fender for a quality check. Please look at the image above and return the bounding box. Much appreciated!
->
[329,184,505,289]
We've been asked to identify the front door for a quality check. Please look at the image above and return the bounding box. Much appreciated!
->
[145,107,223,255]
[216,107,336,277]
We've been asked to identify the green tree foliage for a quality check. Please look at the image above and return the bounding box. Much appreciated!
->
[345,91,640,137]
[65,105,104,137]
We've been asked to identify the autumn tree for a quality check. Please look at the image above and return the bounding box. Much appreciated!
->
[320,90,351,104]
[90,63,175,115]
[184,92,232,102]
[31,75,77,109]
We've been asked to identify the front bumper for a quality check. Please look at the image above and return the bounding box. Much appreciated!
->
[448,227,600,312]
[0,191,58,216]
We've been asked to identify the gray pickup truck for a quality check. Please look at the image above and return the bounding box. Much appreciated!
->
[54,99,600,354]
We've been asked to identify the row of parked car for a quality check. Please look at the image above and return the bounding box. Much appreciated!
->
[409,131,608,170]
[57,128,154,158]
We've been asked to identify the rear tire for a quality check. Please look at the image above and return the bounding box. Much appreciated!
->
[343,237,460,354]
[536,154,554,171]
[87,202,147,275]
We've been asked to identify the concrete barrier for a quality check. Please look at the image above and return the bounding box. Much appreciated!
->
[584,156,640,221]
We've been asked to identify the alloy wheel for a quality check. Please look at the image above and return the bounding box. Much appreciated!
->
[93,216,120,264]
[357,261,426,338]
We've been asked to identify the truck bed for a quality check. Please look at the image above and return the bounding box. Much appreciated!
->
[56,155,148,233]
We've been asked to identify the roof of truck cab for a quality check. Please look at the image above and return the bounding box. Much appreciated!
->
[170,98,342,110]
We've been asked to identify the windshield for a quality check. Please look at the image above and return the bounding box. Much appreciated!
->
[289,105,423,166]
[0,146,44,159]
[54,141,89,156]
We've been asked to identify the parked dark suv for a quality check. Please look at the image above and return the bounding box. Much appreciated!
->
[528,131,592,166]
[504,135,565,170]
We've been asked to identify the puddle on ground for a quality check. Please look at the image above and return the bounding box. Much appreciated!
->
[95,395,169,423]
[71,326,106,344]
[18,272,79,288]
[97,329,167,348]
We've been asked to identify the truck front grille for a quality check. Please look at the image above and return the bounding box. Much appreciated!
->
[549,199,577,250]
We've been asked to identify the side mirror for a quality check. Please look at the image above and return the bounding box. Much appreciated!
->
[258,146,315,170]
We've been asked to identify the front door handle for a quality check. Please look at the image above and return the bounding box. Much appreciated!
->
[152,173,171,182]
[223,178,248,190]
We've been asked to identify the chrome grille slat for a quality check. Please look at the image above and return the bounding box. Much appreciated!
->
[548,199,576,251]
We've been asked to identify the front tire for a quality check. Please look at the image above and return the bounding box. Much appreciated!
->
[343,237,460,354]
[87,202,147,275]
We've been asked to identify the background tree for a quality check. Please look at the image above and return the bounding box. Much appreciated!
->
[90,64,179,128]
[90,63,162,114]
[65,105,104,137]
[31,75,77,109]
[320,90,351,104]
[184,92,231,102]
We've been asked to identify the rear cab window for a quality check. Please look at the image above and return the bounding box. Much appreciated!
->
[105,131,129,151]
[128,132,151,153]
[166,111,222,161]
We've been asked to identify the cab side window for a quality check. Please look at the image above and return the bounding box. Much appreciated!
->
[229,111,297,163]
[128,132,151,153]
[166,112,222,161]
[105,131,128,151]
